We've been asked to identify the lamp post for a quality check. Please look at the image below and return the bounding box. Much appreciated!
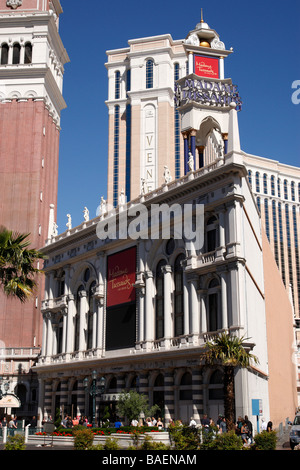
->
[83,372,105,428]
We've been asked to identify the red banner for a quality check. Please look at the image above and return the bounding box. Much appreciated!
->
[107,247,136,307]
[194,55,219,79]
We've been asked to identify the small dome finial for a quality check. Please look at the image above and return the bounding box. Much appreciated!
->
[201,8,204,23]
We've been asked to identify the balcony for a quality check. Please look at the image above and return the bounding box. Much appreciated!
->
[41,295,68,313]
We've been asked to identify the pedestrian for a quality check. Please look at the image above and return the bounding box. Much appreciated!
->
[219,417,227,434]
[114,418,122,429]
[157,417,163,430]
[267,421,273,432]
[240,420,249,444]
[131,418,138,426]
[189,417,197,428]
[30,416,37,428]
[201,414,210,432]
[8,416,17,436]
[236,416,243,435]
[66,416,73,428]
[244,415,253,443]
[261,418,267,431]
[1,417,7,428]
[152,417,157,426]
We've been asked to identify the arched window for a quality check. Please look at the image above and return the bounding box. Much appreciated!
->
[248,170,252,188]
[12,43,21,64]
[277,178,281,198]
[24,42,32,64]
[291,181,295,201]
[263,174,268,194]
[174,254,184,337]
[146,59,154,89]
[179,372,192,400]
[264,199,270,241]
[256,196,261,213]
[57,270,65,297]
[271,175,275,196]
[255,172,260,193]
[1,43,9,65]
[207,278,220,332]
[115,70,121,99]
[57,314,64,354]
[155,260,166,339]
[206,215,218,252]
[87,281,96,350]
[284,179,288,200]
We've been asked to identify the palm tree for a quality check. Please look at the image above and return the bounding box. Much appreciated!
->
[201,332,259,431]
[0,226,45,302]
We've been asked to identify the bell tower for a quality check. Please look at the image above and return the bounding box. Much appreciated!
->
[176,12,242,173]
[0,0,69,348]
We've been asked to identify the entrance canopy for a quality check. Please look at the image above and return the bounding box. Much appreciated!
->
[0,393,21,408]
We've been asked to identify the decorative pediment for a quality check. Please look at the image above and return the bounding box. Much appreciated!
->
[6,0,23,9]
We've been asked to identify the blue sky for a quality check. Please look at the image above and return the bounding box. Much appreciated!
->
[56,0,299,231]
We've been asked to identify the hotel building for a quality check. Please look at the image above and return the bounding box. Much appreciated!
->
[34,18,298,429]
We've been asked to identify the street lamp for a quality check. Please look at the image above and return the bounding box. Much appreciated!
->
[83,372,106,428]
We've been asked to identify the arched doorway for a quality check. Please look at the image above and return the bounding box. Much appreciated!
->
[152,373,164,420]
[178,371,193,424]
[207,369,224,422]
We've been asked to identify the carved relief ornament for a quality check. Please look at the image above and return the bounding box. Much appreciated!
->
[7,0,22,8]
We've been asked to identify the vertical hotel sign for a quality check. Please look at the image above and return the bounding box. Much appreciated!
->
[107,247,136,307]
[194,55,219,79]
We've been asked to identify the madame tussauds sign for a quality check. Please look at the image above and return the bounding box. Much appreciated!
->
[175,77,242,111]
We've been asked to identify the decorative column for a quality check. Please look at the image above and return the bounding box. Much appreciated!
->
[217,267,228,330]
[49,270,55,300]
[145,271,154,350]
[41,313,48,356]
[164,370,175,425]
[182,131,189,175]
[222,133,228,154]
[95,295,105,355]
[192,368,203,425]
[66,294,75,354]
[199,289,207,334]
[37,378,45,427]
[182,262,190,338]
[190,129,197,170]
[215,206,226,261]
[188,274,199,344]
[219,56,224,79]
[188,51,194,74]
[228,261,240,329]
[78,290,88,352]
[136,287,145,348]
[162,265,172,348]
[46,312,53,357]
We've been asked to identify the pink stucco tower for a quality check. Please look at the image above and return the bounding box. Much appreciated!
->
[0,0,69,361]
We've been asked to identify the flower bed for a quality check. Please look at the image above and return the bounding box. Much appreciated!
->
[35,425,161,437]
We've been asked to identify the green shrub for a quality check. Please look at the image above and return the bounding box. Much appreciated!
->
[252,430,277,450]
[140,435,170,450]
[5,434,26,450]
[168,422,200,450]
[103,437,120,450]
[73,428,94,450]
[200,431,243,450]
